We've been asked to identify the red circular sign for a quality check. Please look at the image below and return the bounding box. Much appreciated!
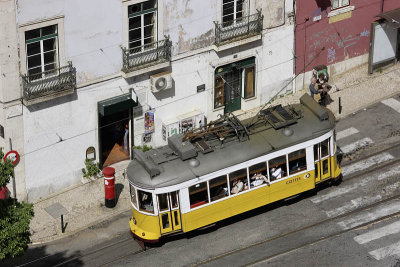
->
[4,150,20,166]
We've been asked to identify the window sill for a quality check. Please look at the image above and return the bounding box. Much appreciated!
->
[213,105,225,112]
[328,6,355,18]
[244,95,257,102]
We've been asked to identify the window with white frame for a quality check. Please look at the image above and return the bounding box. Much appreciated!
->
[222,0,249,27]
[128,0,157,53]
[331,0,349,9]
[25,25,59,81]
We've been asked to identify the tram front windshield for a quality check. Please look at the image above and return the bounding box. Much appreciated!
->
[138,190,154,213]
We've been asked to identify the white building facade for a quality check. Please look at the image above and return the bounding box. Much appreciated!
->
[0,0,295,202]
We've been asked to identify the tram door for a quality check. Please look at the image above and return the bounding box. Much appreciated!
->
[314,139,331,183]
[157,191,182,234]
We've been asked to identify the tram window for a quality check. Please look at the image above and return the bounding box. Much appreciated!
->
[209,175,228,202]
[138,190,154,213]
[321,139,329,158]
[314,144,319,161]
[130,184,138,208]
[249,162,268,188]
[289,149,307,175]
[229,168,248,195]
[189,182,209,208]
[268,155,287,181]
[170,191,179,209]
[158,193,169,212]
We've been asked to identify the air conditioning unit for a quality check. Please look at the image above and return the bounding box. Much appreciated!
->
[150,71,172,93]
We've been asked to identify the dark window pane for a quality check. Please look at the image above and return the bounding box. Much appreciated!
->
[25,29,40,41]
[43,38,57,52]
[129,29,142,43]
[129,41,142,52]
[27,42,41,56]
[138,190,154,213]
[28,66,42,80]
[314,144,319,161]
[321,139,329,158]
[144,13,155,26]
[323,160,329,174]
[44,63,57,75]
[44,51,56,65]
[236,0,244,19]
[289,149,307,175]
[209,175,228,202]
[161,213,170,229]
[128,3,141,15]
[27,54,42,69]
[129,16,141,31]
[144,25,154,39]
[189,182,208,208]
[170,191,178,208]
[143,0,156,11]
[42,25,57,36]
[158,193,169,211]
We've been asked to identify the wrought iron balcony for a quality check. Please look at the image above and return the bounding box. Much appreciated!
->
[21,62,76,104]
[214,10,263,46]
[122,38,171,74]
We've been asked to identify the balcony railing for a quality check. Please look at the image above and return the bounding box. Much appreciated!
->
[214,10,263,46]
[122,38,171,74]
[21,62,76,102]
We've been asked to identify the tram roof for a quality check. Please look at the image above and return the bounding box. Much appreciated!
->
[126,94,336,189]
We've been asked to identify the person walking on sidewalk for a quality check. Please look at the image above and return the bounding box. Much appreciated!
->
[309,77,321,102]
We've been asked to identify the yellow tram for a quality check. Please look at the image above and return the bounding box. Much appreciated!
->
[127,94,342,243]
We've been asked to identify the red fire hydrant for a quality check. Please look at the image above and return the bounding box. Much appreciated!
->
[102,167,116,208]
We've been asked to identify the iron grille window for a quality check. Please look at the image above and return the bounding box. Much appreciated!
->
[25,25,59,81]
[128,0,157,53]
[331,0,349,10]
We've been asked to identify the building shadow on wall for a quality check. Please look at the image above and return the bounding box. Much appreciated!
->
[25,91,78,112]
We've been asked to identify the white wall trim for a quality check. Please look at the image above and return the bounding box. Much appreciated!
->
[328,6,355,18]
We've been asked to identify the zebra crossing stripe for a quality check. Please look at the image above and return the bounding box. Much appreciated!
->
[337,199,400,230]
[381,98,400,113]
[336,127,359,140]
[341,152,394,177]
[325,195,382,218]
[340,137,374,154]
[354,220,400,245]
[369,240,400,260]
[310,152,394,204]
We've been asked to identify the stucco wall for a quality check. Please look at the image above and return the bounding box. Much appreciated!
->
[14,0,296,201]
[294,0,400,77]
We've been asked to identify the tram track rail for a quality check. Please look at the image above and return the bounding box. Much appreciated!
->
[19,140,400,267]
[194,194,400,267]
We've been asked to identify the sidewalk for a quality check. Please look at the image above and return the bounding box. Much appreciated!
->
[29,62,400,245]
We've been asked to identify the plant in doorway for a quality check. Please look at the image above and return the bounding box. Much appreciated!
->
[132,145,152,152]
[81,159,100,183]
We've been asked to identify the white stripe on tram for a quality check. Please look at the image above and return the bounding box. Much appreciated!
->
[310,152,394,204]
[354,219,400,245]
[325,195,382,218]
[381,98,400,113]
[337,199,400,230]
[369,240,400,260]
[340,137,374,154]
[341,152,394,177]
[336,127,359,140]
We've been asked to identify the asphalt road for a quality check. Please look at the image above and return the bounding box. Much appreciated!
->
[4,94,400,267]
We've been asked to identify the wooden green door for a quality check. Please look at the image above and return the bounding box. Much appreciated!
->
[224,69,241,113]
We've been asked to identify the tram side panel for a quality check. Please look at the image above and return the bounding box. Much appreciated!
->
[130,208,161,242]
[180,171,315,233]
